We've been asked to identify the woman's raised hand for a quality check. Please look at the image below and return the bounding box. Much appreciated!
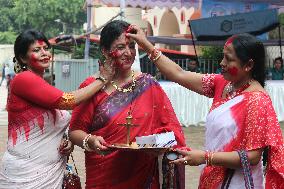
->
[98,58,115,83]
[126,25,154,54]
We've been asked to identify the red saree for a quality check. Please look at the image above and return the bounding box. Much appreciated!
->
[70,73,186,189]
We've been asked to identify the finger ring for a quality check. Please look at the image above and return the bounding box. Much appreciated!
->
[96,147,100,151]
[183,158,188,165]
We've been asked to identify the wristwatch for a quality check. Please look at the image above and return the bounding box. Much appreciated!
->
[96,75,107,83]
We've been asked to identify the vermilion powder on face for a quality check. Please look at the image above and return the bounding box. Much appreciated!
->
[30,54,45,73]
[228,67,238,76]
[37,40,45,45]
[109,49,123,67]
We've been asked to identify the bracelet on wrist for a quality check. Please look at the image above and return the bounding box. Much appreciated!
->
[82,134,93,152]
[204,151,214,166]
[148,47,162,63]
[96,76,107,84]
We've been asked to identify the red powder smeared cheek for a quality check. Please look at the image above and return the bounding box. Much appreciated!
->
[228,67,238,76]
[30,54,44,71]
[109,50,123,67]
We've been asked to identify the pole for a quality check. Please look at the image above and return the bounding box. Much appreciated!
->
[188,21,199,64]
[278,25,283,59]
[120,0,125,20]
[84,0,92,59]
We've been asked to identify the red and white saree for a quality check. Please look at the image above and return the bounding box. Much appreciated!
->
[0,71,70,188]
[199,74,284,189]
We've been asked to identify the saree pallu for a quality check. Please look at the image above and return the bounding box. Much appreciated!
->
[70,74,186,189]
[0,108,70,189]
[198,92,284,189]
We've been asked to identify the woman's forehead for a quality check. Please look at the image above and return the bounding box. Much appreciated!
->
[112,34,134,46]
[224,43,235,53]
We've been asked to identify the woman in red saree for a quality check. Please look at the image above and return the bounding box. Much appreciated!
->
[0,29,113,188]
[128,27,284,188]
[69,20,186,189]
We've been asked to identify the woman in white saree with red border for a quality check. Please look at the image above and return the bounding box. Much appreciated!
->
[198,74,284,188]
[127,28,284,189]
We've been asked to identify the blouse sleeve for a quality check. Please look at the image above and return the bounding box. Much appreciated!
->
[69,100,95,132]
[69,77,96,132]
[201,74,216,98]
[12,71,63,109]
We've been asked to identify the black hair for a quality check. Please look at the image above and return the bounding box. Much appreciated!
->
[14,29,50,73]
[99,20,130,51]
[230,33,266,87]
[274,56,283,65]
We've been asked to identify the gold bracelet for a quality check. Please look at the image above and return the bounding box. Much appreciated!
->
[210,152,215,166]
[152,51,162,63]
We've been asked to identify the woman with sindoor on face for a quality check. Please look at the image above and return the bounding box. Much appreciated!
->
[0,29,114,189]
[69,20,186,189]
[128,27,284,188]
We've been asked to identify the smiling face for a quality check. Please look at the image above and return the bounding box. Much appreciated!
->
[23,40,51,75]
[107,33,136,70]
[220,43,251,82]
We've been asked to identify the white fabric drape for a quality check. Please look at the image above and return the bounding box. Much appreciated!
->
[159,80,284,126]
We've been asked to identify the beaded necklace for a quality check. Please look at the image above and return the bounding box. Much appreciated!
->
[225,79,253,99]
[111,70,136,93]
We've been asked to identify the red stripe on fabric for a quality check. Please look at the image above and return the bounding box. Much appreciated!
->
[37,115,45,133]
[23,122,31,141]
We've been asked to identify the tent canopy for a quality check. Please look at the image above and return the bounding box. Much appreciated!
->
[189,9,280,41]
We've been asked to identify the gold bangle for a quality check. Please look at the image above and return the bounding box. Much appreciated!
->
[152,51,162,63]
[210,152,215,166]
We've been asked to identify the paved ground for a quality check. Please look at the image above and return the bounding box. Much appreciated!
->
[0,81,282,188]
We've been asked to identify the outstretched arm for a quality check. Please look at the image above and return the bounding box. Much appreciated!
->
[127,25,205,95]
[171,148,262,169]
[13,60,115,110]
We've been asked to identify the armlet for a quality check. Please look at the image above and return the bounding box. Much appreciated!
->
[57,92,75,110]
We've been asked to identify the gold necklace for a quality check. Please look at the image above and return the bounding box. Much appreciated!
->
[111,70,136,93]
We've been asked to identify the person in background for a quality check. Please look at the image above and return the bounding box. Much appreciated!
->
[128,25,284,188]
[268,57,284,80]
[186,59,202,73]
[0,29,114,188]
[69,20,186,189]
[4,64,11,90]
[0,64,5,86]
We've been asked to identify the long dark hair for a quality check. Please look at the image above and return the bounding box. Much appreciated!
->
[229,33,266,87]
[99,20,130,51]
[14,29,50,73]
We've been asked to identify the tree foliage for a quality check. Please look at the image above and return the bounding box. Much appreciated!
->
[0,0,86,44]
[200,46,223,61]
[269,13,284,40]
